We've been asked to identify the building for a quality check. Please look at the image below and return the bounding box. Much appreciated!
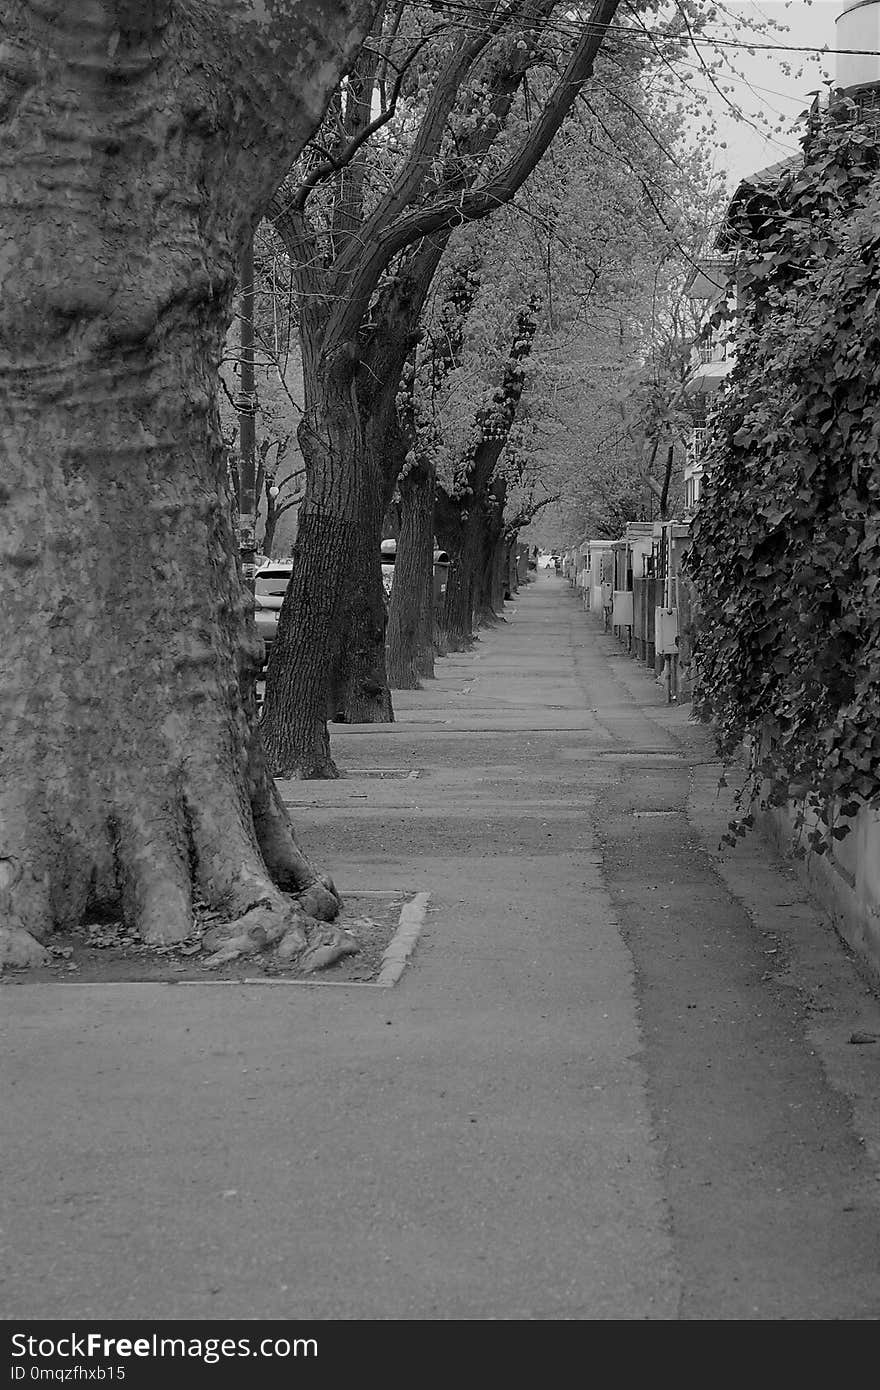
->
[836,0,880,109]
[681,2,880,516]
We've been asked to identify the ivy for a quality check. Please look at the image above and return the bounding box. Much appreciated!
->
[685,104,880,855]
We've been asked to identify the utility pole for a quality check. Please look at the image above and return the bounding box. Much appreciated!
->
[237,233,257,590]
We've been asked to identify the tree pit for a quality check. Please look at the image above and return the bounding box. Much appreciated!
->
[0,891,411,987]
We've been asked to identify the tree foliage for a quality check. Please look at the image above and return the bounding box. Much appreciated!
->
[461,54,717,546]
[686,105,880,852]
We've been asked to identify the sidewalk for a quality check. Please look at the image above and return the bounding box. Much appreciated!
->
[3,572,880,1320]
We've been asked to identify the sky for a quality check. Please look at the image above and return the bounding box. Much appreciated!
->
[696,2,841,188]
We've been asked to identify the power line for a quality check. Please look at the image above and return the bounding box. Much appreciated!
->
[407,3,876,60]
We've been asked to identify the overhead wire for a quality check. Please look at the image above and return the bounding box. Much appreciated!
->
[404,0,875,59]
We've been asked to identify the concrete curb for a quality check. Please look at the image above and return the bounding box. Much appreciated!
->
[48,889,432,990]
[375,890,430,986]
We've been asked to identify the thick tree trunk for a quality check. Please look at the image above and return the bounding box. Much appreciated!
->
[0,1,373,962]
[1,273,342,954]
[490,485,511,612]
[260,348,392,779]
[490,532,509,614]
[474,493,507,627]
[386,458,436,688]
[332,461,393,724]
[504,537,518,598]
[435,500,482,651]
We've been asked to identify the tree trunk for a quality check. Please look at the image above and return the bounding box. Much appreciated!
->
[435,499,482,651]
[0,1,373,962]
[260,347,392,779]
[504,537,518,597]
[386,458,436,688]
[332,456,393,724]
[474,487,507,627]
[260,491,280,558]
[490,532,509,614]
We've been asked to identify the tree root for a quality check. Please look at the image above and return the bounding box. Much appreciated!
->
[179,899,360,972]
[0,651,348,973]
[0,900,359,976]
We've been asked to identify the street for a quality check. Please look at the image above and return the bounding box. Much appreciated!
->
[2,569,880,1319]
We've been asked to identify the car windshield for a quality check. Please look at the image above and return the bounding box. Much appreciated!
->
[255,569,292,596]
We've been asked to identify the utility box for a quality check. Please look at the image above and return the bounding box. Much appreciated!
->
[432,548,450,606]
[655,606,679,654]
[612,590,633,626]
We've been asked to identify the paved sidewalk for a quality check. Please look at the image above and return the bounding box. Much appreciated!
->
[3,572,880,1320]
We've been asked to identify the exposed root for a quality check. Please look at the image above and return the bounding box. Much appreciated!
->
[298,922,359,973]
[0,686,347,973]
[249,770,342,919]
[296,875,342,921]
[199,901,357,971]
[0,926,50,970]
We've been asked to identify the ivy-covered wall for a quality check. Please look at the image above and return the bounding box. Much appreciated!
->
[684,103,880,974]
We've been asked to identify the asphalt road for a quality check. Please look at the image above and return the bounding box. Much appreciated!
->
[2,570,880,1320]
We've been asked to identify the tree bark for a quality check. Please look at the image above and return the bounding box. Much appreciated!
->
[0,1,375,960]
[386,457,436,688]
[474,481,508,626]
[435,497,483,651]
[504,536,518,597]
[263,233,440,771]
[260,346,392,779]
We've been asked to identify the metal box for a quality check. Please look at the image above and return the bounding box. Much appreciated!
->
[655,606,679,654]
[612,590,633,626]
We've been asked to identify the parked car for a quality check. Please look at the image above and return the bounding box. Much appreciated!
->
[380,539,450,608]
[253,560,293,665]
[380,538,396,598]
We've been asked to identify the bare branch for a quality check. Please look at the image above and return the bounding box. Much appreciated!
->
[328,0,622,348]
[504,491,560,538]
[290,28,437,216]
[331,0,514,293]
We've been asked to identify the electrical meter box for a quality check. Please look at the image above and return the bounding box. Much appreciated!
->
[655,606,679,654]
[612,590,633,626]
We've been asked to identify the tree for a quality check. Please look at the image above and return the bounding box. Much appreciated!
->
[513,122,719,546]
[0,0,378,968]
[434,293,541,645]
[259,0,626,778]
[394,52,711,648]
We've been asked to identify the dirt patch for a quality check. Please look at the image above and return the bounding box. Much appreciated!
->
[0,891,410,986]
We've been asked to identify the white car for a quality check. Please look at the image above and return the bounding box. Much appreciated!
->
[380,539,450,606]
[253,560,293,665]
[380,538,396,598]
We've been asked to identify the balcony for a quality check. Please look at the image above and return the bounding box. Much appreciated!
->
[686,427,708,474]
[697,337,726,365]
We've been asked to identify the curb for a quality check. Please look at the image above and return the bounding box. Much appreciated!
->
[46,889,432,990]
[375,890,431,986]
